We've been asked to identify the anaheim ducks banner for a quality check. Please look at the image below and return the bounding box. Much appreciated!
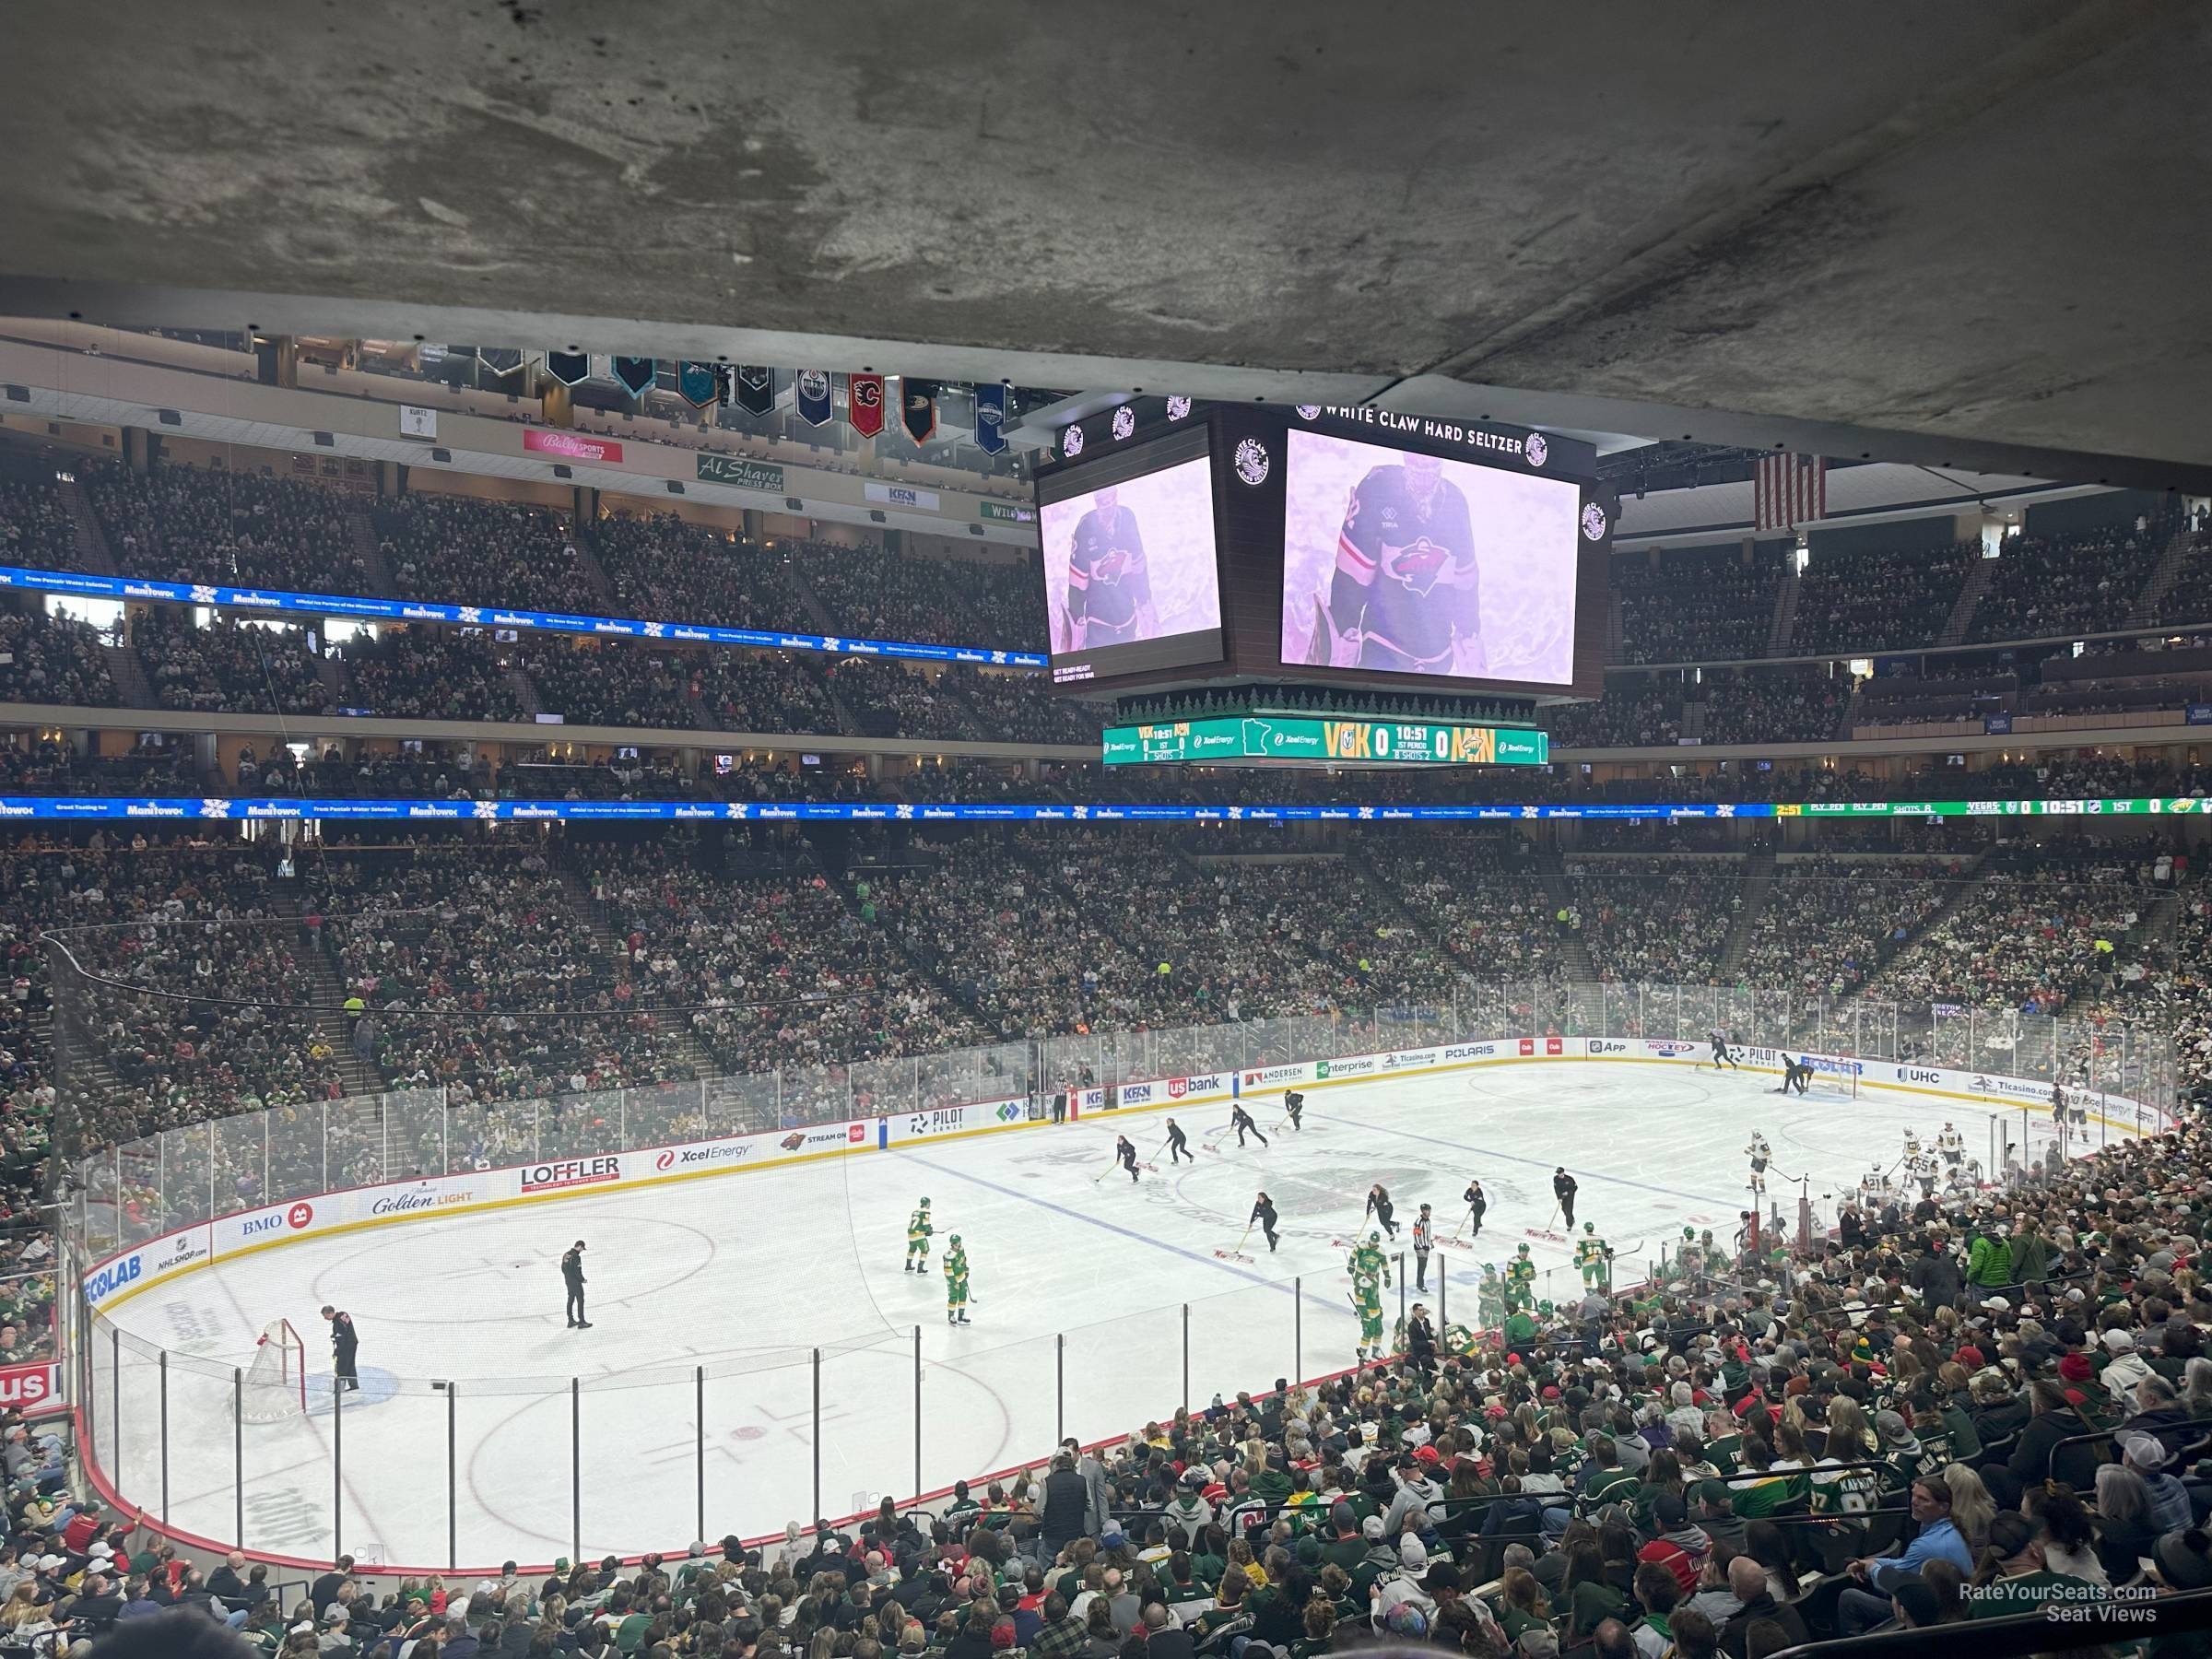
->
[847,372,886,438]
[900,376,938,443]
[794,370,833,428]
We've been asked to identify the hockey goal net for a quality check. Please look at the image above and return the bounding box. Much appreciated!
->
[235,1318,308,1422]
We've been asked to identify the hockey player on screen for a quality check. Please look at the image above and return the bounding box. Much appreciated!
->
[1365,1182,1400,1240]
[944,1235,971,1325]
[1230,1102,1269,1148]
[904,1197,934,1273]
[1062,486,1156,652]
[1316,451,1488,676]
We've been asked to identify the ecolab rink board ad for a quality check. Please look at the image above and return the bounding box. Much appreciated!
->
[80,1041,2153,1309]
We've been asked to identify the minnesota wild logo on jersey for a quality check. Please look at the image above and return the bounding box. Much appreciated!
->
[1574,1223,1611,1288]
[1504,1244,1536,1310]
[1477,1267,1505,1330]
[943,1236,971,1325]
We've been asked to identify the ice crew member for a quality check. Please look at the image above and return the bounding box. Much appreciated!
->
[1464,1180,1487,1241]
[320,1304,360,1394]
[1230,1103,1269,1147]
[1552,1168,1579,1229]
[1115,1135,1142,1182]
[1365,1183,1399,1239]
[1251,1192,1280,1253]
[561,1239,591,1329]
[1165,1118,1194,1164]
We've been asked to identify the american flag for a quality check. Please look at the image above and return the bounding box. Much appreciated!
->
[1754,453,1827,532]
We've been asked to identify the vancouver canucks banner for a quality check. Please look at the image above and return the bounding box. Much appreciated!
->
[848,373,886,438]
[676,361,723,407]
[611,356,657,396]
[795,371,833,428]
[900,377,938,443]
[735,366,776,417]
[543,349,591,386]
[973,382,1007,454]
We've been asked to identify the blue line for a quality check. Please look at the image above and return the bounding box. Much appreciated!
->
[898,1148,1356,1321]
[1301,1112,1736,1211]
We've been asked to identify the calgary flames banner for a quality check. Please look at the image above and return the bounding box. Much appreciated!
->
[847,373,886,438]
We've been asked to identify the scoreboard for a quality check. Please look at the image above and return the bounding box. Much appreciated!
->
[1103,714,1549,768]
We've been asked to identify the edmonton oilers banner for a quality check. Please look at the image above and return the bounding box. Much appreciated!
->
[900,378,938,443]
[735,366,776,417]
[973,382,1007,454]
[795,371,833,428]
[848,373,886,438]
[0,564,1047,669]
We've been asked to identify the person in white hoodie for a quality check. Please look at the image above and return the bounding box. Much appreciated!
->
[2102,1328,2157,1405]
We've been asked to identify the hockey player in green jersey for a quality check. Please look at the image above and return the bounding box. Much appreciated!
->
[1673,1226,1704,1285]
[1477,1265,1505,1332]
[905,1197,934,1272]
[1504,1241,1536,1312]
[1347,1232,1391,1361]
[944,1235,971,1325]
[1574,1221,1612,1291]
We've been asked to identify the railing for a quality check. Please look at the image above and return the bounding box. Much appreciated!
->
[50,977,2173,1575]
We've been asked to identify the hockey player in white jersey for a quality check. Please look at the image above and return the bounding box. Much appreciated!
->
[1859,1162,1896,1207]
[1906,1150,1939,1201]
[1936,1123,1965,1168]
[1745,1133,1771,1196]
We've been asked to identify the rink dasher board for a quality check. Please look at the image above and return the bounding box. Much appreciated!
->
[76,1040,2163,1318]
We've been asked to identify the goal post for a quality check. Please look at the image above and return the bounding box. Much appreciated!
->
[235,1318,308,1422]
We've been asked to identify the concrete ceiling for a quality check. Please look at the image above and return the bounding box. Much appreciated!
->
[4,0,2210,489]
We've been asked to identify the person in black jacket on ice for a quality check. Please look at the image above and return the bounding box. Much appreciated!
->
[1365,1183,1399,1239]
[1251,1192,1280,1252]
[1164,1119,1194,1164]
[1552,1168,1578,1229]
[562,1239,591,1328]
[1230,1104,1268,1147]
[1464,1179,1487,1241]
[319,1305,360,1392]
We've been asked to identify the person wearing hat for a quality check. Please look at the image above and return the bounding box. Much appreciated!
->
[561,1239,590,1330]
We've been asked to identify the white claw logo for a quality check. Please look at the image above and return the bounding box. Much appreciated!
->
[1523,433,1548,467]
[1111,406,1135,441]
[1294,405,1321,421]
[1062,425,1085,458]
[1234,438,1270,486]
[1581,502,1609,542]
[1165,396,1192,421]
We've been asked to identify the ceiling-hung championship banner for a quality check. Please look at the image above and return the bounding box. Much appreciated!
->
[848,373,886,438]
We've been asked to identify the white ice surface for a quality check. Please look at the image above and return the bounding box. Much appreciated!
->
[96,1061,2082,1570]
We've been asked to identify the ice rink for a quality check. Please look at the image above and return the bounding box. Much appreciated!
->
[94,1059,2076,1570]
